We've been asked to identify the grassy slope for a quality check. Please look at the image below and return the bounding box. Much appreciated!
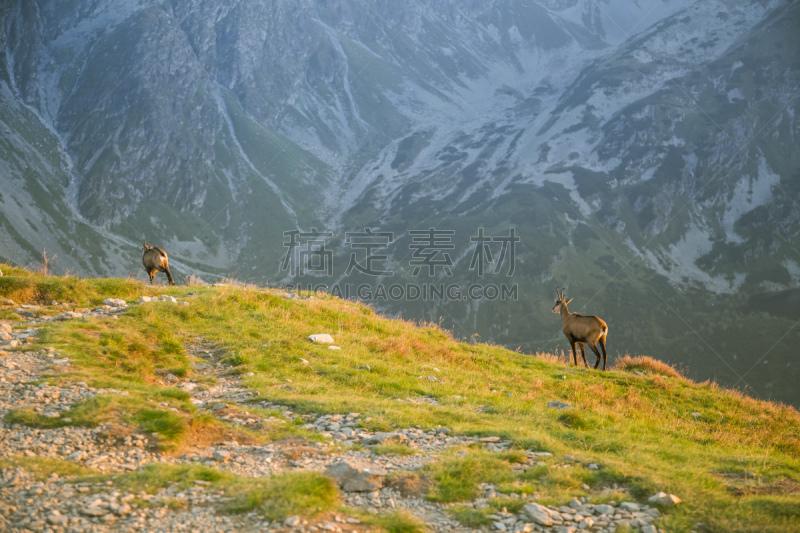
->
[1,264,799,532]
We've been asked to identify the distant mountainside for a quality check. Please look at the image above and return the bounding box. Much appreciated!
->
[1,0,798,404]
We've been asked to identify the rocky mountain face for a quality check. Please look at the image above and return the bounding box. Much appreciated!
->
[1,0,798,404]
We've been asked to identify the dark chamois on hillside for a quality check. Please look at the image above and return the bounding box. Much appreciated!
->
[142,242,175,285]
[552,287,608,370]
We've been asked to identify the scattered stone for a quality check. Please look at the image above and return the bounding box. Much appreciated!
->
[547,401,573,410]
[325,461,387,492]
[620,501,640,512]
[328,345,341,350]
[212,450,231,462]
[522,503,553,526]
[46,510,68,525]
[103,298,127,307]
[284,515,301,527]
[308,334,335,344]
[81,504,106,517]
[362,432,405,445]
[648,491,682,506]
[594,504,614,515]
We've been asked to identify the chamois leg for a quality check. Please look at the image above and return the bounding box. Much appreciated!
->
[598,336,608,370]
[579,343,589,367]
[163,266,175,286]
[569,340,579,366]
[588,342,602,369]
[148,270,156,284]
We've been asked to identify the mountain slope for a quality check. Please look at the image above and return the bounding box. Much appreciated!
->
[1,265,799,531]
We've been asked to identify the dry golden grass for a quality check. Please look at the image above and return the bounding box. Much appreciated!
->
[613,354,686,380]
[533,350,569,365]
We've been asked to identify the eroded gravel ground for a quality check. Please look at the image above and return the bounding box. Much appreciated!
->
[0,307,478,532]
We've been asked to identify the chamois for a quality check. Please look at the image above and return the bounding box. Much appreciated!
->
[142,242,175,285]
[552,287,608,370]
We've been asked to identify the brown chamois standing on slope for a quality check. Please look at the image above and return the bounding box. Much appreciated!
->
[552,287,608,370]
[142,242,175,285]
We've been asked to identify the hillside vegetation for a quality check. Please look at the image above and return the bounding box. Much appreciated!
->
[1,264,799,532]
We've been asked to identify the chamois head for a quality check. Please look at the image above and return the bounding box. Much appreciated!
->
[552,286,573,313]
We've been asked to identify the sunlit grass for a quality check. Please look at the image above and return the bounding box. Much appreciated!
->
[1,265,799,530]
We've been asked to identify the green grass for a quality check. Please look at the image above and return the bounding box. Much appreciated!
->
[360,511,428,533]
[425,449,516,502]
[1,265,799,531]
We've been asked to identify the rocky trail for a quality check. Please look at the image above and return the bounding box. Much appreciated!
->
[0,296,671,532]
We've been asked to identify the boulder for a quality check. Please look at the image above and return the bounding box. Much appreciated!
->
[547,400,573,410]
[324,461,387,492]
[103,298,127,307]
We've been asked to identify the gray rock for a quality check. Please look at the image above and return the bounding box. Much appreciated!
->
[47,511,68,525]
[103,298,127,307]
[594,504,614,515]
[284,516,301,527]
[641,525,658,533]
[547,401,573,410]
[362,432,405,445]
[521,503,553,526]
[648,491,682,506]
[324,461,387,492]
[212,450,231,462]
[81,505,106,517]
[620,502,640,512]
[308,334,335,344]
